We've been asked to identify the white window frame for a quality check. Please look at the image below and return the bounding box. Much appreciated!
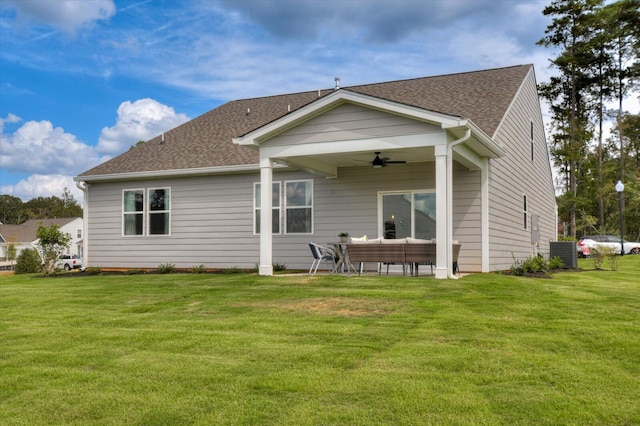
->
[253,181,282,235]
[147,187,171,236]
[530,121,534,162]
[523,194,528,230]
[122,188,145,237]
[377,189,435,239]
[284,179,314,235]
[122,187,171,237]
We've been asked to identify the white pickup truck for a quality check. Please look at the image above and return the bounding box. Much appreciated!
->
[56,255,83,271]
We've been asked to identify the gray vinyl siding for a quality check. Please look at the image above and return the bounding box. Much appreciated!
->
[87,174,258,269]
[85,79,554,273]
[85,161,483,272]
[488,69,556,271]
[266,103,441,146]
[452,163,482,272]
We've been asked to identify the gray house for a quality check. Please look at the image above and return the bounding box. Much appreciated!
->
[75,64,557,278]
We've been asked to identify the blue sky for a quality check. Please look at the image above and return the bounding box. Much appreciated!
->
[0,0,630,203]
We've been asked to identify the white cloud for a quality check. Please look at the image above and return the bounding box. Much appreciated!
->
[97,98,190,155]
[0,119,104,175]
[0,98,188,201]
[3,0,116,35]
[0,174,83,204]
[0,113,21,132]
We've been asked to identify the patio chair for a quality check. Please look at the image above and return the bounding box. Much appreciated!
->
[308,242,336,274]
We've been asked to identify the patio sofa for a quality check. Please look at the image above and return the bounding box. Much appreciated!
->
[345,238,460,276]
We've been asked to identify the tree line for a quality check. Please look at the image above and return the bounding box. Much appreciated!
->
[537,0,639,241]
[0,188,83,225]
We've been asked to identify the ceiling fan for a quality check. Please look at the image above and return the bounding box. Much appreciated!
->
[369,152,406,168]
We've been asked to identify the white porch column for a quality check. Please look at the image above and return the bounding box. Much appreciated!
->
[434,145,448,279]
[259,157,274,276]
[481,157,490,272]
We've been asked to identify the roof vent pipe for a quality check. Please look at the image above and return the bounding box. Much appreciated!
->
[160,133,165,144]
[334,77,340,90]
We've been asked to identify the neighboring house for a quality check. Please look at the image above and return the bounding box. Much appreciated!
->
[0,218,84,266]
[75,64,557,278]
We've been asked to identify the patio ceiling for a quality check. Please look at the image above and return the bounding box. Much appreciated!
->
[277,146,435,171]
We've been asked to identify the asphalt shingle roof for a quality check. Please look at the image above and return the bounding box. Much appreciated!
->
[78,64,532,178]
[0,218,80,243]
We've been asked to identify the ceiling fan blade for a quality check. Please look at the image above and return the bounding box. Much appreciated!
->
[384,160,406,164]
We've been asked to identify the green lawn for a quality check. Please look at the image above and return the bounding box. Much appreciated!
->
[1,257,639,425]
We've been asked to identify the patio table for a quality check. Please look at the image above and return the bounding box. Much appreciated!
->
[329,242,358,274]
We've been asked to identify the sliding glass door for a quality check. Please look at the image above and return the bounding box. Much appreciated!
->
[380,191,436,240]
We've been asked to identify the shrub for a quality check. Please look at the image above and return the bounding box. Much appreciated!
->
[510,254,552,277]
[126,269,143,275]
[549,256,564,270]
[591,247,607,269]
[191,264,207,274]
[86,266,103,275]
[36,224,71,275]
[15,248,42,274]
[273,262,288,272]
[157,263,176,274]
[524,256,548,274]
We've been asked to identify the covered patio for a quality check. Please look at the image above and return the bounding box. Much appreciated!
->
[234,90,506,279]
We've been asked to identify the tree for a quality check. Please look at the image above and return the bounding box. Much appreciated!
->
[14,248,42,274]
[6,188,83,222]
[538,0,603,238]
[60,187,82,218]
[6,243,17,270]
[36,224,71,275]
[601,0,640,182]
[130,140,146,150]
[538,0,639,239]
[0,195,24,224]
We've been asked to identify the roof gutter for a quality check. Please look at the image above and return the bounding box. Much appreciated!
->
[442,120,506,158]
[75,180,88,271]
[74,163,289,183]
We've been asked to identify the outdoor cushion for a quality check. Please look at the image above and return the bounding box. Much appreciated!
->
[363,238,382,244]
[407,237,431,244]
[381,238,408,244]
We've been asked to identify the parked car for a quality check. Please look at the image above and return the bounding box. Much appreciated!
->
[577,235,640,257]
[55,254,83,270]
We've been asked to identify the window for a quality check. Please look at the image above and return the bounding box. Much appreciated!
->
[122,188,170,236]
[77,229,82,238]
[380,191,436,239]
[148,188,170,235]
[530,121,534,161]
[523,195,528,230]
[123,189,144,236]
[285,180,313,234]
[254,182,281,234]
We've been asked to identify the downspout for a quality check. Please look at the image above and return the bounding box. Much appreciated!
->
[446,129,471,279]
[75,180,88,271]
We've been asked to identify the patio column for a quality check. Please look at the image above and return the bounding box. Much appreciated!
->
[434,145,448,279]
[259,157,273,276]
